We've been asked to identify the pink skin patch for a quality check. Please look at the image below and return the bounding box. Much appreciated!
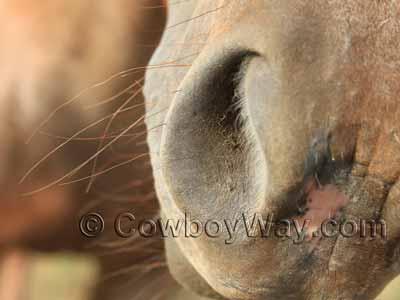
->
[295,179,349,239]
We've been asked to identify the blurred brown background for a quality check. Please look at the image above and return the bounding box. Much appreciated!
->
[0,0,169,299]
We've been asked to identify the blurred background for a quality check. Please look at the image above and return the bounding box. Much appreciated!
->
[0,1,398,299]
[0,1,170,299]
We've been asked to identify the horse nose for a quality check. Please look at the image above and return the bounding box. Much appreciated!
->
[159,29,356,226]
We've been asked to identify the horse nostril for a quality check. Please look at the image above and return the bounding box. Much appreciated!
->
[160,42,357,224]
[160,51,264,219]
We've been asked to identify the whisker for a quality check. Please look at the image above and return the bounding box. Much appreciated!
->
[98,122,165,152]
[60,153,149,186]
[166,5,226,30]
[141,0,191,9]
[84,79,143,110]
[38,131,142,141]
[26,56,193,145]
[38,105,151,142]
[19,105,144,184]
[20,116,110,184]
[120,63,191,78]
[26,73,135,144]
[86,80,145,192]
[100,259,166,282]
[96,234,161,252]
[117,122,166,148]
[21,108,169,196]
